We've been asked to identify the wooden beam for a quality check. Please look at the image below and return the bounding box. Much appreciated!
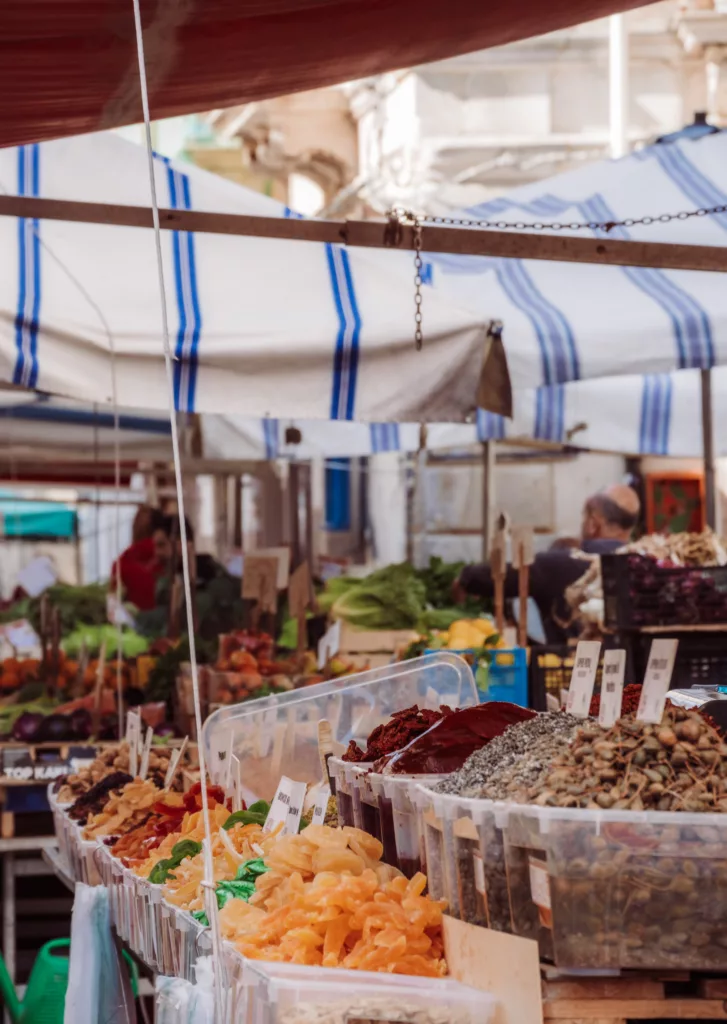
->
[0,194,726,272]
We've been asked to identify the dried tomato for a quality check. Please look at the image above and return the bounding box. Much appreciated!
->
[343,705,453,763]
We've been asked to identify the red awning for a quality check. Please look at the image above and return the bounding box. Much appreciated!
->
[2,0,654,149]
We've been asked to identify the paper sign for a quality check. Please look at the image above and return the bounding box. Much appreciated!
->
[232,755,243,813]
[288,561,312,618]
[598,649,626,728]
[107,593,136,629]
[17,556,57,598]
[529,856,552,928]
[317,619,341,669]
[242,555,279,612]
[164,737,188,789]
[566,640,602,718]
[511,525,535,568]
[265,776,308,835]
[311,785,331,825]
[1,620,39,652]
[637,638,679,724]
[139,727,154,780]
[255,547,291,589]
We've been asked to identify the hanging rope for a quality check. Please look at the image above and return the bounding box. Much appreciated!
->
[129,1,225,1019]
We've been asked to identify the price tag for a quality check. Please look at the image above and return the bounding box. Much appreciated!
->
[598,649,626,728]
[139,727,154,780]
[17,556,57,598]
[288,561,312,618]
[107,593,136,629]
[231,755,243,813]
[242,555,279,613]
[311,784,331,825]
[637,638,678,724]
[566,640,602,718]
[255,547,291,589]
[126,710,141,778]
[264,776,308,835]
[528,856,552,928]
[317,619,341,669]
[164,737,188,788]
[511,525,535,568]
[1,620,39,652]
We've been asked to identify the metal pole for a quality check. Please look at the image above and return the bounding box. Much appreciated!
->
[482,441,496,560]
[609,14,629,159]
[701,368,716,529]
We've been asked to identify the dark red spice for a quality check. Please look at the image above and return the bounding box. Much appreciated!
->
[343,705,452,763]
[589,683,642,718]
[381,702,537,775]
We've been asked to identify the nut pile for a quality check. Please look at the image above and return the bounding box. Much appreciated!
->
[533,706,727,812]
[437,712,580,801]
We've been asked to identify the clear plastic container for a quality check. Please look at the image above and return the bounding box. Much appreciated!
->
[202,654,477,803]
[417,788,513,933]
[375,773,446,884]
[503,802,727,970]
[328,756,356,828]
[243,959,494,1024]
[349,765,383,840]
[369,773,398,868]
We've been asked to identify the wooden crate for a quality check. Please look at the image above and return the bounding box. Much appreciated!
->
[543,970,727,1023]
[338,624,418,657]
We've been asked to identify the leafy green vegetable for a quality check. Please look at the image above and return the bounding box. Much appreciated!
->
[0,583,108,635]
[223,800,270,830]
[329,563,426,630]
[149,839,202,884]
[144,635,216,705]
[417,607,468,632]
[63,624,148,659]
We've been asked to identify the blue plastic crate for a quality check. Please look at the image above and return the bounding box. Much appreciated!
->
[425,647,528,707]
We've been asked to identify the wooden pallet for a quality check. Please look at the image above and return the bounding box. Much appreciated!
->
[543,971,727,1022]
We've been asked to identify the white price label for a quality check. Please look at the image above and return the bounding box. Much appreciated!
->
[317,620,341,670]
[566,640,602,718]
[2,620,39,652]
[139,727,154,780]
[529,857,551,911]
[637,638,678,724]
[126,710,141,778]
[264,776,308,836]
[17,556,57,598]
[311,785,331,826]
[473,852,486,897]
[598,649,626,728]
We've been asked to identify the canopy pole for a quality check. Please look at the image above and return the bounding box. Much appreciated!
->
[701,368,717,530]
[482,441,496,560]
[609,14,629,159]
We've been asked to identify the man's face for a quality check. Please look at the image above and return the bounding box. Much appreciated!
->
[153,529,173,567]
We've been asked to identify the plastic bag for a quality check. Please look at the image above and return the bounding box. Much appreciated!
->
[64,882,136,1024]
[155,958,215,1024]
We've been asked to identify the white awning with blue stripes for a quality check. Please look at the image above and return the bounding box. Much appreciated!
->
[0,131,486,424]
[420,130,727,392]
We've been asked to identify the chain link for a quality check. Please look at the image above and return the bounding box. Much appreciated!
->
[387,202,727,352]
[392,202,727,235]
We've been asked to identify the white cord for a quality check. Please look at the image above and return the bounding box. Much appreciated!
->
[129,3,224,1019]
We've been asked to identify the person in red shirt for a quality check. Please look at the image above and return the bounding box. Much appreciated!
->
[111,506,165,611]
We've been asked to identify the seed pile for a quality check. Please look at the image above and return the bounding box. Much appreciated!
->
[533,706,727,812]
[437,712,580,800]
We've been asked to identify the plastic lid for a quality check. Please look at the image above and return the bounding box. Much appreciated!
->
[202,654,477,804]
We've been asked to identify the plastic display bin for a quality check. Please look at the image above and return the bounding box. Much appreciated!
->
[381,773,445,881]
[503,801,727,970]
[418,788,514,933]
[243,959,494,1024]
[203,654,478,804]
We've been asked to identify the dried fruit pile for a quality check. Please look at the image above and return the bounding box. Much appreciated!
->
[533,706,727,812]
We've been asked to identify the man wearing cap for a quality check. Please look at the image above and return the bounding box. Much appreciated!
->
[453,484,640,643]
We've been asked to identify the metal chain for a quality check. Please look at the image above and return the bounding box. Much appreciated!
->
[412,216,423,351]
[391,202,727,235]
[387,201,727,352]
